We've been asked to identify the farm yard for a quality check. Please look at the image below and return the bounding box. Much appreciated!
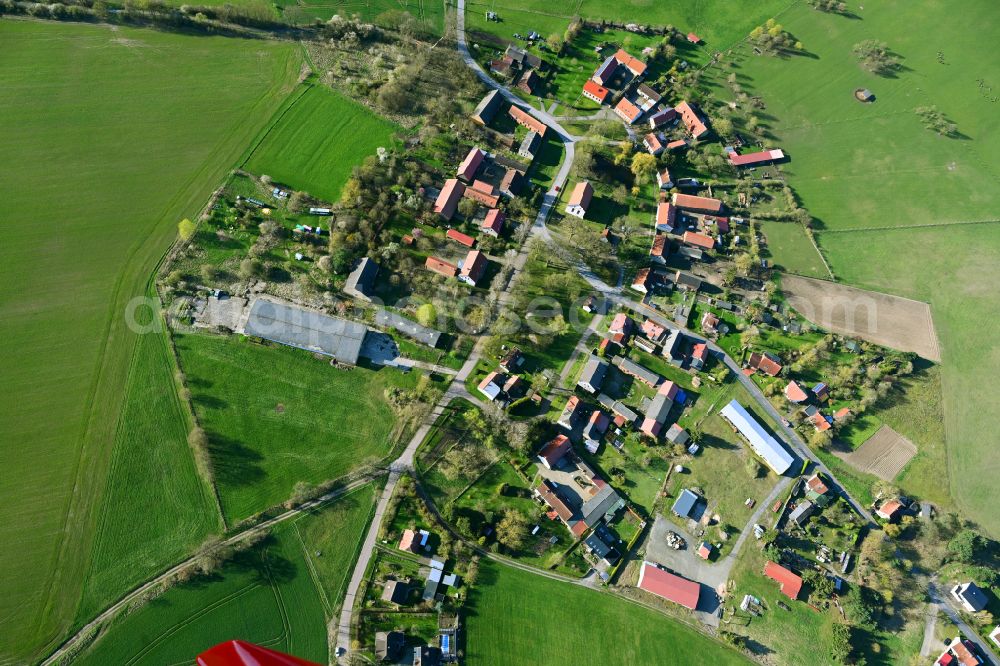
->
[463,560,750,666]
[698,0,1000,535]
[73,482,378,664]
[174,332,423,523]
[244,85,400,203]
[0,20,300,664]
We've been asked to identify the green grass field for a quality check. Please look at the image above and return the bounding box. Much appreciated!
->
[464,560,749,665]
[175,333,417,522]
[0,21,300,663]
[278,0,447,31]
[759,221,829,278]
[77,309,221,623]
[74,482,378,664]
[702,0,1000,535]
[244,85,399,202]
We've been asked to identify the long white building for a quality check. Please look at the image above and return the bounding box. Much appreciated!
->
[719,399,794,474]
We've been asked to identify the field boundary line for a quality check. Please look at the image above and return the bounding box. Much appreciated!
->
[238,81,313,170]
[816,217,1000,234]
[293,523,334,618]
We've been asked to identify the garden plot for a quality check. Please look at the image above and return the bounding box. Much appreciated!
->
[836,425,917,481]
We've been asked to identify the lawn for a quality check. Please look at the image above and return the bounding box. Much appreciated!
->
[77,306,221,622]
[244,84,400,202]
[464,560,750,666]
[0,21,300,663]
[174,332,418,522]
[758,220,829,279]
[74,482,378,665]
[699,0,1000,535]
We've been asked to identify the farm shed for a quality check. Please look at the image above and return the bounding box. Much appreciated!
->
[243,298,367,365]
[719,400,794,474]
[374,309,441,348]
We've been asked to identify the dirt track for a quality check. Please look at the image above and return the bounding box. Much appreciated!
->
[781,275,941,361]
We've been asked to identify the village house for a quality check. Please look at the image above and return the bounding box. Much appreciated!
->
[673,192,723,214]
[477,370,505,401]
[582,79,610,104]
[459,249,488,286]
[613,48,647,77]
[608,312,634,337]
[655,201,677,232]
[809,411,832,432]
[614,355,662,388]
[657,168,674,189]
[636,83,661,107]
[505,44,543,69]
[577,355,609,394]
[425,256,458,278]
[675,100,710,138]
[413,645,442,666]
[583,409,610,452]
[643,132,664,155]
[499,168,524,197]
[637,562,700,610]
[399,528,430,554]
[464,179,500,207]
[375,631,405,662]
[381,579,409,606]
[434,179,465,220]
[614,97,643,125]
[446,228,476,248]
[457,147,485,181]
[674,270,702,292]
[592,55,619,86]
[764,561,802,600]
[343,256,379,302]
[641,379,680,437]
[673,488,703,519]
[499,347,524,373]
[471,89,503,126]
[789,500,815,527]
[649,107,677,129]
[649,233,668,263]
[537,434,572,469]
[641,318,667,344]
[936,637,985,666]
[509,106,547,136]
[876,498,904,522]
[666,138,688,151]
[812,382,830,402]
[689,342,708,370]
[784,381,808,403]
[565,181,594,218]
[518,130,542,161]
[557,395,583,430]
[489,55,514,76]
[682,230,715,251]
[805,473,830,503]
[666,422,689,446]
[517,68,540,94]
[701,311,719,334]
[747,351,783,376]
[481,208,504,237]
[631,267,654,294]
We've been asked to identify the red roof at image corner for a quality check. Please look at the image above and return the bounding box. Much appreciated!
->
[637,562,700,609]
[198,641,321,666]
[446,228,476,247]
[764,561,802,600]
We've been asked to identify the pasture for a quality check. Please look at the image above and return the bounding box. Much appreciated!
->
[244,85,400,203]
[74,482,378,664]
[0,20,300,663]
[463,560,750,666]
[174,332,417,523]
[703,0,1000,535]
[758,221,829,279]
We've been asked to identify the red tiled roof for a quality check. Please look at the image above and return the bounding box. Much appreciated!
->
[637,563,700,609]
[656,202,676,229]
[644,133,663,152]
[434,179,465,218]
[568,181,594,208]
[877,499,903,519]
[446,228,476,247]
[632,267,651,288]
[673,192,723,214]
[582,79,610,103]
[834,407,851,420]
[702,311,719,331]
[537,480,573,522]
[666,138,688,150]
[764,561,802,600]
[650,234,668,258]
[810,411,831,431]
[784,381,808,403]
[399,529,417,552]
[675,100,709,138]
[642,318,665,340]
[687,32,701,44]
[613,48,647,75]
[509,106,547,136]
[425,256,458,277]
[538,434,571,467]
[806,474,829,496]
[460,249,488,284]
[658,380,679,399]
[951,641,981,666]
[482,208,504,234]
[614,98,643,123]
[683,231,715,250]
[691,342,708,361]
[748,352,782,376]
[457,147,485,180]
[729,149,784,167]
[609,312,632,333]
